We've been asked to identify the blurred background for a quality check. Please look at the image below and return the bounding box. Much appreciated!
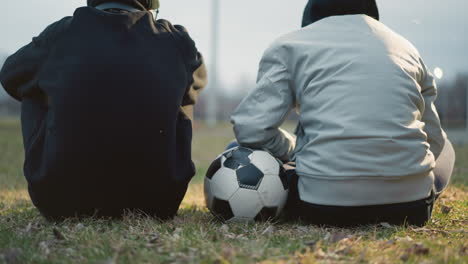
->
[0,0,467,142]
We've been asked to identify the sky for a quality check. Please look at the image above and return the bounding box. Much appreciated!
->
[0,0,467,93]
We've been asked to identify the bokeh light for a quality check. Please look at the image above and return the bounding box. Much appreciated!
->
[434,67,444,79]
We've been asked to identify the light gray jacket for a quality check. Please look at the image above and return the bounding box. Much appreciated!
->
[231,15,446,206]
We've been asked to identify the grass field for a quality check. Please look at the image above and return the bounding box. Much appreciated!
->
[0,119,467,264]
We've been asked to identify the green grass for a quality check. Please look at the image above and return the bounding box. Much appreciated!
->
[0,119,467,264]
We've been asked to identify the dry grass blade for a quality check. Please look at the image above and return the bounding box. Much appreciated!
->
[53,228,66,240]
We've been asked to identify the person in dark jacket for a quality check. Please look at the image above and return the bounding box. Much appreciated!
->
[0,0,207,220]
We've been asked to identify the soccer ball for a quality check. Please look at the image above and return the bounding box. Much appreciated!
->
[204,147,289,222]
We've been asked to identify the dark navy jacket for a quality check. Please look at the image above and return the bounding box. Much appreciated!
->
[0,7,206,219]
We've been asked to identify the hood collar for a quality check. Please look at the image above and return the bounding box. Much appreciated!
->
[87,0,159,11]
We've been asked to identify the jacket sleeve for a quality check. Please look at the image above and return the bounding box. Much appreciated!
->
[0,18,70,101]
[156,20,207,120]
[419,61,446,159]
[181,55,207,120]
[231,46,296,162]
[0,39,48,101]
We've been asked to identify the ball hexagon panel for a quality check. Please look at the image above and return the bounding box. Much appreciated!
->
[236,164,264,190]
[229,188,264,219]
[204,177,214,209]
[206,156,223,180]
[254,207,279,222]
[223,147,253,170]
[212,198,234,221]
[232,147,253,159]
[249,151,281,175]
[210,167,240,200]
[257,174,289,208]
[223,158,240,170]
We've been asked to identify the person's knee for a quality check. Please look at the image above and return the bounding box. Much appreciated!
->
[434,138,456,193]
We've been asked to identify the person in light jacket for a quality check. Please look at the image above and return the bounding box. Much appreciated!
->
[231,0,455,226]
[0,0,207,220]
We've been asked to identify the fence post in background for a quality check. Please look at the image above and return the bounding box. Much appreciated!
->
[206,0,220,127]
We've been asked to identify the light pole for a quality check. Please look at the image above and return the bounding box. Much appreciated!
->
[206,0,220,126]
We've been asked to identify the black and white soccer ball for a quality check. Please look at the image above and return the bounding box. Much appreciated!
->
[204,147,289,222]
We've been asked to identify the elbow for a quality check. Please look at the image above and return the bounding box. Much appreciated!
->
[0,80,22,102]
[231,118,268,148]
[0,64,22,101]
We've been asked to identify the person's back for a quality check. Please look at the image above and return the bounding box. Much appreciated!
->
[0,0,207,219]
[231,0,455,226]
[279,15,441,206]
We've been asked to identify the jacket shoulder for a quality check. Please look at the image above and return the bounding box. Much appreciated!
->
[364,17,422,57]
[154,19,195,49]
[261,30,302,63]
[154,19,201,67]
[34,16,73,47]
[154,19,190,36]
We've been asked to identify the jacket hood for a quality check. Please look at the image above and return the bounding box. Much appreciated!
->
[87,0,159,10]
[302,0,379,27]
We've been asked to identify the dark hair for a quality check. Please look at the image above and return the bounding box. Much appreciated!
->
[302,0,379,27]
